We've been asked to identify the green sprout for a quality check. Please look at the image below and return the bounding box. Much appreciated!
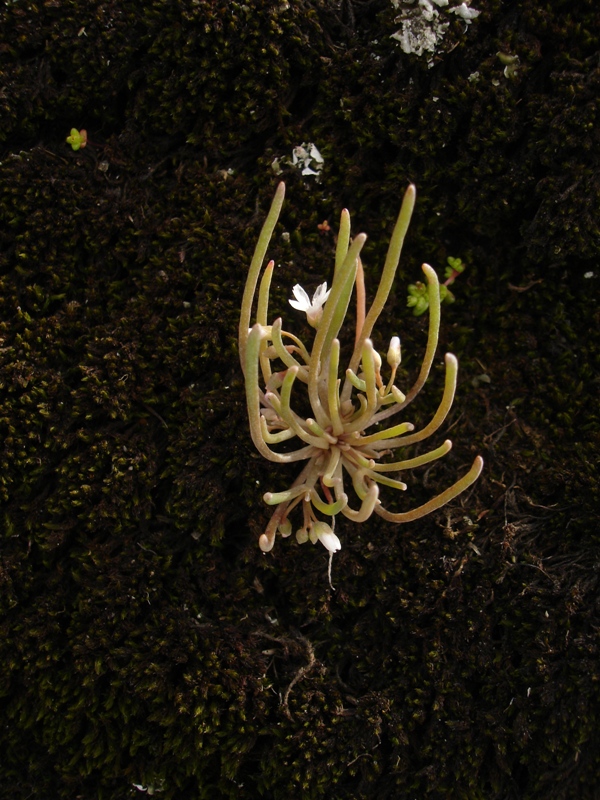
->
[407,256,467,316]
[66,128,87,151]
[239,183,482,575]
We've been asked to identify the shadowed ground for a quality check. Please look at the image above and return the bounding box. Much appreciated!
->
[0,1,598,798]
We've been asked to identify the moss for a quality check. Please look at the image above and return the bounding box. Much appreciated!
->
[0,1,599,798]
[0,0,332,157]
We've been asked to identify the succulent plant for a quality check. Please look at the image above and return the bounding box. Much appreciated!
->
[239,182,483,565]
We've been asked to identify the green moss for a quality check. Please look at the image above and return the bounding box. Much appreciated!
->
[0,1,599,798]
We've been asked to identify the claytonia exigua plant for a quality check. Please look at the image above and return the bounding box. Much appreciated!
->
[239,182,483,576]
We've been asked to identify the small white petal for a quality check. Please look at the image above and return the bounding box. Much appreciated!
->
[289,284,311,311]
[312,282,331,306]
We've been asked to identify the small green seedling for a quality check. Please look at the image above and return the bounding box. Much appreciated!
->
[66,128,87,151]
[407,256,467,316]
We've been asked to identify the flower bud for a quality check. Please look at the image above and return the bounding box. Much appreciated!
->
[309,521,341,552]
[391,385,406,404]
[387,336,401,369]
[296,527,309,544]
[319,530,342,553]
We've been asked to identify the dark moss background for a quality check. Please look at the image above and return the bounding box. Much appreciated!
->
[0,0,598,798]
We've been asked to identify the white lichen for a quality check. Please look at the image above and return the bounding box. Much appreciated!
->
[272,142,324,180]
[390,0,480,65]
[292,143,324,178]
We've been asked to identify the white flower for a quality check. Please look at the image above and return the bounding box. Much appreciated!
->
[289,282,331,328]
